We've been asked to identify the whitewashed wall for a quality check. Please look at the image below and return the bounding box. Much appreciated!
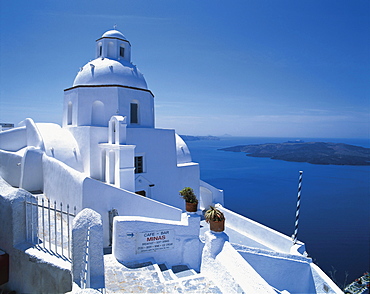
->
[82,177,183,248]
[127,128,201,209]
[113,213,202,271]
[63,87,154,129]
[218,205,305,254]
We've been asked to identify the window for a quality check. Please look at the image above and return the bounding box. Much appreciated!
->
[135,156,144,173]
[67,101,73,125]
[99,44,102,57]
[130,103,139,124]
[120,46,125,58]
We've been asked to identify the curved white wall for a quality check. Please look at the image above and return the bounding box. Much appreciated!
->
[0,127,27,151]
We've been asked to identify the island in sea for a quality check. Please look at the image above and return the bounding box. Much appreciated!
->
[180,135,220,141]
[220,141,370,166]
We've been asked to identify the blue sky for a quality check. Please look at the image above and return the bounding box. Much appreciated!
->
[0,1,369,138]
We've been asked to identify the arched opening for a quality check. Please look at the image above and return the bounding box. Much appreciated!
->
[130,102,139,124]
[101,150,106,182]
[112,122,116,144]
[120,46,125,58]
[98,43,103,57]
[67,101,73,125]
[108,150,115,185]
[92,100,105,126]
[108,41,115,58]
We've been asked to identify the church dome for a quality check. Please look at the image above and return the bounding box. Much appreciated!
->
[72,29,147,89]
[73,58,148,89]
[101,30,128,41]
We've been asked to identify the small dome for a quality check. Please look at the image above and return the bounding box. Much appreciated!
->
[101,30,127,41]
[73,58,147,89]
[175,134,192,164]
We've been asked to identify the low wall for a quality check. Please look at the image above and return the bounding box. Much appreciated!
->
[238,247,315,293]
[0,150,23,188]
[199,180,224,210]
[0,177,72,293]
[0,126,26,151]
[217,204,305,254]
[83,177,183,248]
[113,213,202,271]
[42,155,85,211]
[20,147,44,192]
[200,231,275,293]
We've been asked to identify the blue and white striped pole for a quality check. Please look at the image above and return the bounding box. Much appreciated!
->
[292,171,303,244]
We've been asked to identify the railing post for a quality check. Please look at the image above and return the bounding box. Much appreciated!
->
[42,198,45,249]
[36,196,39,246]
[25,195,29,242]
[67,204,70,259]
[54,201,57,254]
[48,199,51,251]
[61,202,64,257]
[31,196,34,243]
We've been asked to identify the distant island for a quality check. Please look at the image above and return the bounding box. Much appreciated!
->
[180,135,220,141]
[220,142,370,166]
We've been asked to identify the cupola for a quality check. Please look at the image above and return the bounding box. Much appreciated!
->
[96,29,131,62]
[72,29,147,89]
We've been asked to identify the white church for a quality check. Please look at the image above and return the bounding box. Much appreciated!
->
[0,29,343,293]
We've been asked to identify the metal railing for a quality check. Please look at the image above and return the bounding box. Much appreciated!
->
[25,194,76,260]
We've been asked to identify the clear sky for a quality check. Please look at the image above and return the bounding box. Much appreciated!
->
[0,1,369,138]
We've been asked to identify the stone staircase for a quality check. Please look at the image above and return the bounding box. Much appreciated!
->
[104,254,222,293]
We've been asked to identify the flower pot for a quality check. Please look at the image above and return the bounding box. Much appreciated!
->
[209,220,225,232]
[186,202,198,212]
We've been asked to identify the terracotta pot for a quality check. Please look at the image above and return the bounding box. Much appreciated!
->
[185,202,198,212]
[209,220,225,232]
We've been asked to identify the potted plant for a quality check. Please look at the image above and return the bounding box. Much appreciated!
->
[179,187,198,212]
[205,206,225,232]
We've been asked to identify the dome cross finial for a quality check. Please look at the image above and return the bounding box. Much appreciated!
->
[113,24,117,30]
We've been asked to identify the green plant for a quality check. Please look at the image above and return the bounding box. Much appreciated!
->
[179,187,198,203]
[205,206,225,222]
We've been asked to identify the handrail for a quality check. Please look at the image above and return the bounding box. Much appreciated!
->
[25,194,76,260]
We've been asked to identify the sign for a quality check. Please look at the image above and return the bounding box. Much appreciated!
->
[136,229,174,254]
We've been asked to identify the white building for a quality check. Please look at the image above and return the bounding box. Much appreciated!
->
[0,29,222,247]
[0,29,343,294]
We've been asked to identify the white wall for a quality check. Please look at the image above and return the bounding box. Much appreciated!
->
[199,180,224,210]
[42,155,85,211]
[218,205,305,254]
[67,126,108,180]
[238,247,315,293]
[20,147,43,192]
[0,127,26,151]
[82,177,183,248]
[113,213,201,271]
[35,123,84,173]
[0,149,23,187]
[127,128,201,209]
[63,86,154,129]
[200,231,276,293]
[0,177,72,293]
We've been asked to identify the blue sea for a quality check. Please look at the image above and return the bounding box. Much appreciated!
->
[186,137,370,288]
